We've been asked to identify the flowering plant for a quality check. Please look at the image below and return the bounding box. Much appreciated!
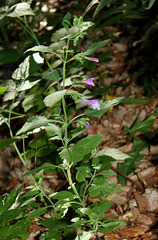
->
[0,4,127,240]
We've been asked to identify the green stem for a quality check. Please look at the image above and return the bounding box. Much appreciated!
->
[0,108,26,117]
[18,16,52,71]
[2,92,28,168]
[68,113,86,126]
[83,170,96,204]
[67,167,84,207]
[39,185,56,210]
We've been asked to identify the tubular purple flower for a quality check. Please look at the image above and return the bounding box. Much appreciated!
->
[85,57,99,62]
[86,122,90,129]
[84,78,95,86]
[82,98,100,110]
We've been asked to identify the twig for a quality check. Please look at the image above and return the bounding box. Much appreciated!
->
[111,166,144,192]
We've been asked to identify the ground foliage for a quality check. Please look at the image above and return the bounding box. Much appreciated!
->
[0,0,158,239]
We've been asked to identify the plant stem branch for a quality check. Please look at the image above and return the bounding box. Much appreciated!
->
[111,166,144,192]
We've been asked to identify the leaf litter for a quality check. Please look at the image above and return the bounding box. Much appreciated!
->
[0,2,158,240]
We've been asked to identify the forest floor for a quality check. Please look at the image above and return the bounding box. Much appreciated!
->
[0,1,158,239]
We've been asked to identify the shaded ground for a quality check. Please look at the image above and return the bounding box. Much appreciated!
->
[0,1,158,239]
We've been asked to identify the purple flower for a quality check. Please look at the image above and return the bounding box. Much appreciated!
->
[86,122,90,129]
[85,57,99,63]
[82,98,100,110]
[84,78,95,86]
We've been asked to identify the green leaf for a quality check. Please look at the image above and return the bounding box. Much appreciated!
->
[0,49,23,64]
[88,177,122,197]
[36,144,56,157]
[60,135,103,163]
[95,148,130,160]
[62,12,71,31]
[40,230,62,240]
[0,189,21,215]
[90,200,114,221]
[45,124,62,139]
[0,137,20,151]
[7,2,34,17]
[118,160,135,186]
[12,56,30,80]
[29,132,48,149]
[84,39,110,56]
[41,218,67,230]
[0,86,8,95]
[85,98,123,117]
[0,219,30,239]
[76,166,91,182]
[17,79,40,91]
[0,209,23,221]
[63,228,76,239]
[25,45,56,54]
[0,5,8,21]
[24,149,36,159]
[93,0,112,17]
[52,191,75,200]
[42,68,63,82]
[98,219,125,233]
[23,163,56,176]
[17,116,50,135]
[27,207,47,220]
[125,115,155,134]
[75,231,91,240]
[122,98,149,104]
[142,0,156,9]
[44,90,67,107]
[83,0,99,16]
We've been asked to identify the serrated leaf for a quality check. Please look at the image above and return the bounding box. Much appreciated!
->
[0,86,8,95]
[17,116,50,135]
[0,137,20,151]
[88,177,122,197]
[98,219,125,233]
[76,166,91,182]
[12,56,30,80]
[25,45,56,54]
[75,231,91,240]
[7,2,34,17]
[60,135,103,163]
[42,68,63,82]
[17,79,40,91]
[90,200,114,221]
[45,124,62,139]
[84,39,110,56]
[96,148,130,160]
[93,0,112,17]
[44,90,67,107]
